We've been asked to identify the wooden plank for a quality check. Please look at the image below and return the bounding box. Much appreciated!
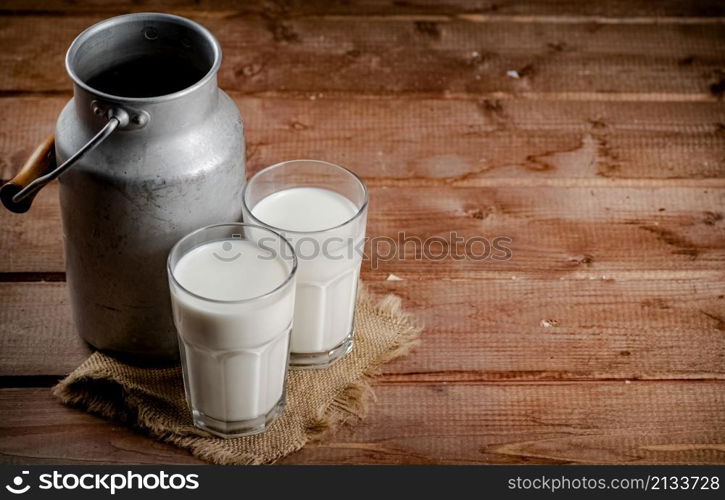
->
[2,278,724,380]
[1,382,723,464]
[0,388,202,464]
[280,381,725,464]
[0,16,723,97]
[379,278,725,381]
[0,282,89,376]
[2,183,723,274]
[362,186,725,274]
[0,0,723,19]
[2,96,725,182]
[0,185,63,274]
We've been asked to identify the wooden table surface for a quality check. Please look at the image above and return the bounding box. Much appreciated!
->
[1,0,724,465]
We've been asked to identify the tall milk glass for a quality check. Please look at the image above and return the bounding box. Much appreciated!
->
[242,160,368,368]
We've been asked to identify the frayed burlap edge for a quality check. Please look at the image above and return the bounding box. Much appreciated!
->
[305,292,421,442]
[52,287,421,464]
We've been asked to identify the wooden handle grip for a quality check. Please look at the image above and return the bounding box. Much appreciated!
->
[0,134,56,213]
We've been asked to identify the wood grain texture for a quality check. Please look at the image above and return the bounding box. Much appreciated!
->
[0,16,723,97]
[0,0,723,19]
[0,282,88,376]
[2,278,725,380]
[2,97,725,182]
[2,183,723,274]
[279,381,725,464]
[0,185,63,273]
[1,383,723,465]
[0,388,202,464]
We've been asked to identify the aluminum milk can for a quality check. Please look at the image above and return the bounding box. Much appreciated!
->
[1,13,245,362]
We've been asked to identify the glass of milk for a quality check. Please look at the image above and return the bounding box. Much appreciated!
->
[242,160,368,368]
[167,223,297,437]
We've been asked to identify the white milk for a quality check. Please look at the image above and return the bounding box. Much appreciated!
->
[251,187,363,354]
[170,239,295,427]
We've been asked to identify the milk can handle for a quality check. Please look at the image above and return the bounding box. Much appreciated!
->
[0,110,127,213]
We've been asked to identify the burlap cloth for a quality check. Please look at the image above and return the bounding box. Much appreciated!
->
[52,287,420,464]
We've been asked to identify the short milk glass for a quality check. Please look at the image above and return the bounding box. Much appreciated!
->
[167,223,297,437]
[242,160,368,368]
